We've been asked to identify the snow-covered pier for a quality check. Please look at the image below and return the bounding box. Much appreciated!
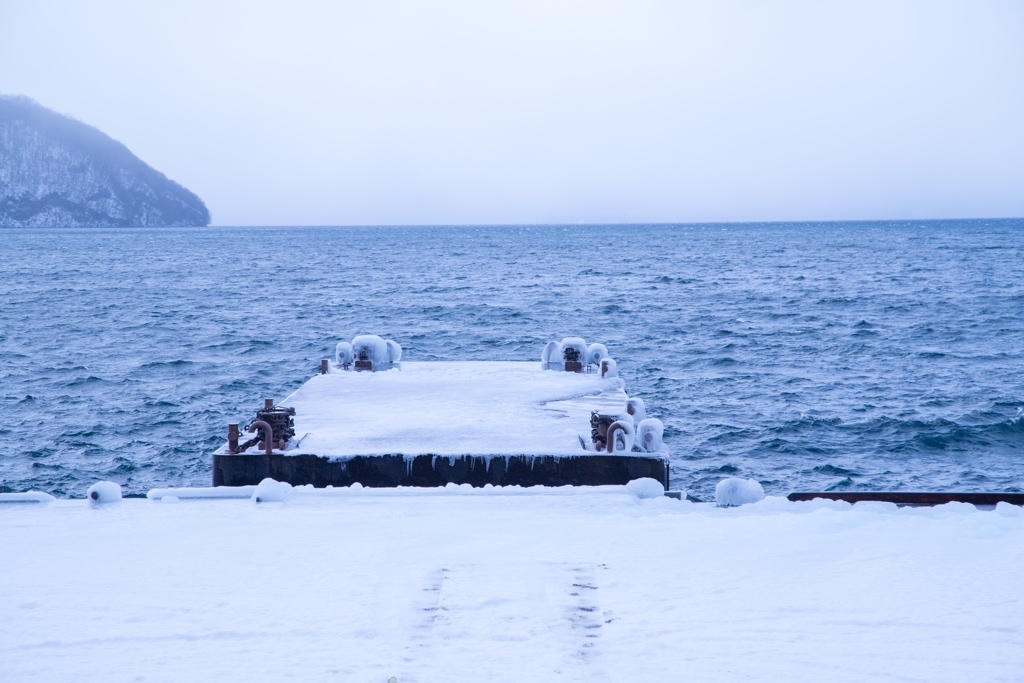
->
[214,339,670,489]
[6,331,1024,681]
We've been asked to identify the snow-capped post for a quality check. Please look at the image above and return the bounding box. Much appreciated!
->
[586,342,609,371]
[636,418,664,452]
[227,423,239,454]
[87,481,122,504]
[626,478,666,498]
[715,477,765,507]
[252,477,291,503]
[320,359,329,375]
[247,420,274,456]
[335,341,354,369]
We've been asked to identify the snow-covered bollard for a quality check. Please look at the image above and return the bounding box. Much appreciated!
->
[586,342,609,367]
[351,334,390,370]
[715,477,765,507]
[635,417,665,453]
[87,481,122,504]
[541,340,562,370]
[626,397,647,424]
[560,337,588,372]
[252,477,292,503]
[385,339,403,363]
[626,477,665,499]
[335,341,354,367]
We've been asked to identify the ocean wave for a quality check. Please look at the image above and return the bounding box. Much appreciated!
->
[2,221,1023,500]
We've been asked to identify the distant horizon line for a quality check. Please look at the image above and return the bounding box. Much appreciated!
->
[3,216,1022,230]
[202,216,1023,229]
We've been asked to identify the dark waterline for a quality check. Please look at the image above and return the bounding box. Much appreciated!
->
[1,219,1022,499]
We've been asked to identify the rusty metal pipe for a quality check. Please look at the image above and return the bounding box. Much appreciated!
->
[605,421,620,452]
[247,420,274,456]
[606,420,631,453]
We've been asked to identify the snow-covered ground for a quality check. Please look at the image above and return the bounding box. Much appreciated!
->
[280,361,633,457]
[2,487,1023,682]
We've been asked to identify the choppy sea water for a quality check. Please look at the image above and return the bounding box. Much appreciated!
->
[1,221,1022,499]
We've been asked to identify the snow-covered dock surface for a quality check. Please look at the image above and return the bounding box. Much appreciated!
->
[3,489,1023,682]
[276,361,630,457]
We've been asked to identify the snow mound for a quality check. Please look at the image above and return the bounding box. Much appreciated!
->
[252,478,292,503]
[87,481,122,504]
[996,501,1024,517]
[715,477,765,507]
[626,478,665,499]
[148,486,255,500]
[0,491,55,503]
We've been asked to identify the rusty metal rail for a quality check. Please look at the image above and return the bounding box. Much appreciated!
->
[787,491,1024,506]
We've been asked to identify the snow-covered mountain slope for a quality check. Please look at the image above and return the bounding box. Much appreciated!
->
[0,96,209,227]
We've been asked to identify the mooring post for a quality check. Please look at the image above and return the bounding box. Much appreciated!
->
[320,359,329,375]
[264,398,274,410]
[227,423,239,453]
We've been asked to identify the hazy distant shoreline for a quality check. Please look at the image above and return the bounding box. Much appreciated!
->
[0,95,209,228]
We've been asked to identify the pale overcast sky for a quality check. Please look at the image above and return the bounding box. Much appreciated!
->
[1,0,1022,226]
